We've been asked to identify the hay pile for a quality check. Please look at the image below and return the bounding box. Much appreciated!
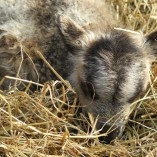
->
[0,0,157,157]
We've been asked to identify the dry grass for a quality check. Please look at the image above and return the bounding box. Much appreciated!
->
[0,0,157,157]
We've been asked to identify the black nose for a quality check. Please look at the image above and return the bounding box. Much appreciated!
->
[97,123,123,144]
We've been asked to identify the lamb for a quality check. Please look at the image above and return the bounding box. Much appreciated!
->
[0,0,157,143]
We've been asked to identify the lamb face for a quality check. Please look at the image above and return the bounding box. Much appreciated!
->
[76,34,151,142]
[58,15,154,142]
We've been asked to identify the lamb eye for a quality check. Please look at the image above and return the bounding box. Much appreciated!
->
[80,80,99,100]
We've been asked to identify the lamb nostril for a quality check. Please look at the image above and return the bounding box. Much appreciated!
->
[99,129,119,144]
[97,123,123,144]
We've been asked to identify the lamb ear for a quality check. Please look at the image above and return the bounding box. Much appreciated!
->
[57,15,87,50]
[146,30,157,56]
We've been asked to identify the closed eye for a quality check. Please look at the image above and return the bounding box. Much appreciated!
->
[80,80,99,100]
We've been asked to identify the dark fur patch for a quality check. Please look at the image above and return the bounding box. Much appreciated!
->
[88,37,113,55]
[87,31,141,60]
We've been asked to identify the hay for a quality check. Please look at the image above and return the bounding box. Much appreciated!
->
[0,0,157,157]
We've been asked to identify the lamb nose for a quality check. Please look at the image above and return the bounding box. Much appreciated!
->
[97,124,122,144]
